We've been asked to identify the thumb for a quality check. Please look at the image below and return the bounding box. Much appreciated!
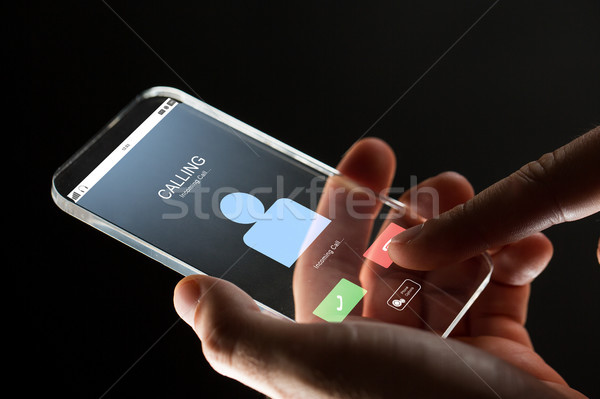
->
[173,274,302,396]
[173,275,562,399]
[174,275,382,398]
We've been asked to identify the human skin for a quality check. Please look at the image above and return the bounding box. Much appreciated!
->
[173,137,591,398]
[388,127,600,272]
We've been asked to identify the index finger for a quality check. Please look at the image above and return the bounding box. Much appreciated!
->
[389,126,600,270]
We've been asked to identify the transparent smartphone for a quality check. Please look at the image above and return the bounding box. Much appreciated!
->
[51,87,492,337]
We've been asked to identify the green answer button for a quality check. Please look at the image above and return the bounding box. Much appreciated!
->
[313,278,367,322]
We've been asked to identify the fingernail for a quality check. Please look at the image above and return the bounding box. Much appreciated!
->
[174,278,202,327]
[392,223,424,244]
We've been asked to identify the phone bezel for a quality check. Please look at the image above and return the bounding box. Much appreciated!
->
[51,86,493,333]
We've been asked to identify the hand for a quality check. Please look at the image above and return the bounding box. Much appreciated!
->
[173,138,587,398]
[388,126,600,271]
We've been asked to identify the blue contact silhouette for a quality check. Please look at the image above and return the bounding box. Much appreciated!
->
[220,192,331,267]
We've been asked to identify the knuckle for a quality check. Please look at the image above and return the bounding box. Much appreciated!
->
[517,150,560,185]
[197,306,241,371]
[513,149,567,225]
[201,315,271,383]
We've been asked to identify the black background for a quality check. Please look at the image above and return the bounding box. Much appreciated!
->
[16,1,599,398]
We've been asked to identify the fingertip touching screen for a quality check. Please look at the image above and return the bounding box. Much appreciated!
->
[54,88,492,338]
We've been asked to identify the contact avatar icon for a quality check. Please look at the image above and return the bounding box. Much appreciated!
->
[220,192,331,267]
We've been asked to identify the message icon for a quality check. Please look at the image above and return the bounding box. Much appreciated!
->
[362,223,405,268]
[387,279,421,312]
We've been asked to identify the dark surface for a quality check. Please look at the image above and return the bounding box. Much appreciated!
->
[17,1,599,397]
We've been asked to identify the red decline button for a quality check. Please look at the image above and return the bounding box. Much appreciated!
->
[362,222,405,268]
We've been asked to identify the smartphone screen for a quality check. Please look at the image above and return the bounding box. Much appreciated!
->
[53,89,491,336]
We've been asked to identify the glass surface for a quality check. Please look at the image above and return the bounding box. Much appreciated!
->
[52,87,492,337]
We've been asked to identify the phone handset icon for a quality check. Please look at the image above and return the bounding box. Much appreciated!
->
[382,238,392,252]
[336,295,343,311]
